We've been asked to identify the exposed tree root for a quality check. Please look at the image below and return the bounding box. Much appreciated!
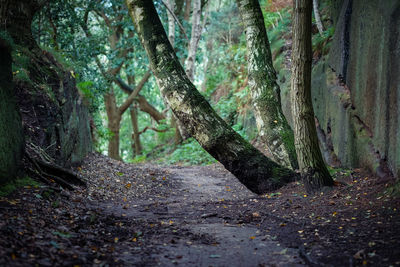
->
[24,142,86,190]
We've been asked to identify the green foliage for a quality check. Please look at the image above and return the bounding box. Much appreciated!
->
[130,155,147,164]
[327,167,352,177]
[312,25,335,55]
[214,95,237,121]
[166,138,216,166]
[385,182,400,198]
[0,177,40,197]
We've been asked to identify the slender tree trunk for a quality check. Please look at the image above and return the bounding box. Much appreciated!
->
[126,0,297,194]
[313,0,324,36]
[130,107,142,155]
[184,0,191,21]
[236,0,298,170]
[127,75,142,156]
[166,0,176,46]
[201,40,212,92]
[291,0,333,193]
[185,0,202,81]
[166,0,184,144]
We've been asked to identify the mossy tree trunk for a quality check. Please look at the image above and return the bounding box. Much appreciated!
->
[291,0,334,193]
[236,0,298,170]
[126,0,297,194]
[0,41,24,184]
[0,0,44,183]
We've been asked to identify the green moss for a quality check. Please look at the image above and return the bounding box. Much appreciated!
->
[0,177,40,197]
[384,181,400,198]
[0,31,15,49]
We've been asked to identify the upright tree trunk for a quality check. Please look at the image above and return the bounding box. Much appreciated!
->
[236,0,298,170]
[104,92,122,160]
[184,0,191,21]
[126,0,297,194]
[0,41,24,184]
[0,0,43,183]
[166,0,184,144]
[127,75,143,156]
[166,0,176,46]
[313,0,324,36]
[130,107,142,155]
[291,0,333,193]
[185,0,202,81]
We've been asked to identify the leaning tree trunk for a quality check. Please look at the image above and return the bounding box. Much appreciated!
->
[236,0,298,170]
[126,0,297,194]
[291,0,333,193]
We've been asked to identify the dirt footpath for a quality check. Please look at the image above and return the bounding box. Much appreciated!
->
[102,165,304,266]
[1,153,399,266]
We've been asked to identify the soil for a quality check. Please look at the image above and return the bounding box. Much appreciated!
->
[1,153,399,266]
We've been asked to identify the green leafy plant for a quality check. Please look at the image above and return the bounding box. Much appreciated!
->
[0,177,40,197]
[166,138,216,166]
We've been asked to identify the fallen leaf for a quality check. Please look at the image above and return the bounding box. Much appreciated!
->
[353,249,365,259]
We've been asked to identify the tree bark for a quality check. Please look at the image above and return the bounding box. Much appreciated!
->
[0,0,43,183]
[313,0,324,36]
[184,0,191,21]
[166,0,176,47]
[130,107,142,155]
[0,41,24,184]
[105,71,151,160]
[291,0,333,193]
[165,0,184,144]
[126,0,297,194]
[236,0,298,170]
[185,0,202,82]
[104,92,122,160]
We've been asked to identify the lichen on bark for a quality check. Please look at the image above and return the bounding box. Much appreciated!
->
[236,0,298,170]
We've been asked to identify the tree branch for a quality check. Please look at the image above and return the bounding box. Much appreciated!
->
[138,126,169,135]
[118,71,152,115]
[137,95,166,123]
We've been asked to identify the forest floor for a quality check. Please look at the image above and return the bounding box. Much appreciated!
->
[1,153,400,267]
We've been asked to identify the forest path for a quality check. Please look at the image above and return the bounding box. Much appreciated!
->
[2,153,399,266]
[99,165,304,266]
